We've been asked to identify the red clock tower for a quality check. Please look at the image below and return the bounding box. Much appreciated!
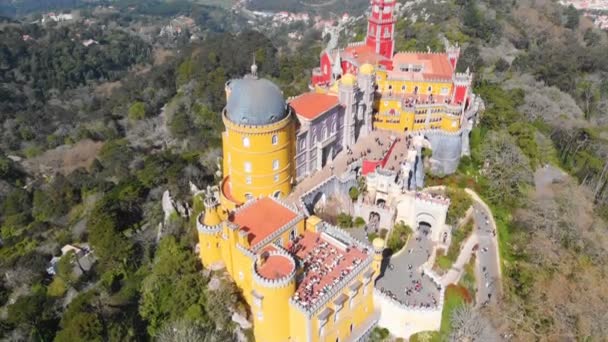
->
[365,0,396,59]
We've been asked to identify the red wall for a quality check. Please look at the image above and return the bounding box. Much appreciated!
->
[361,139,398,175]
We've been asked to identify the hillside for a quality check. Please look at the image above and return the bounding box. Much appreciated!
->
[0,0,607,341]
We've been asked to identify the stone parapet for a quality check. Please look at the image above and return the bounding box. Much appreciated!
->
[252,249,297,289]
[196,212,222,235]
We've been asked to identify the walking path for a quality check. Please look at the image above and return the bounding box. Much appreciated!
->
[434,188,502,306]
[286,130,393,203]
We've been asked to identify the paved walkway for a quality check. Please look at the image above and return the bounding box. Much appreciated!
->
[286,130,394,203]
[376,227,441,309]
[432,188,502,306]
[440,233,479,287]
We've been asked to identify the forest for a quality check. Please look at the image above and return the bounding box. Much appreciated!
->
[0,2,321,340]
[0,0,607,341]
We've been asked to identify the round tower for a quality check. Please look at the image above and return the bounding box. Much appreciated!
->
[221,74,296,206]
[197,191,223,268]
[251,249,296,342]
[372,237,385,277]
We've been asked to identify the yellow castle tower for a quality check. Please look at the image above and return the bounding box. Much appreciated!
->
[196,188,223,269]
[219,64,296,210]
[197,67,379,342]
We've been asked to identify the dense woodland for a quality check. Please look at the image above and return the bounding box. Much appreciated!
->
[0,1,320,340]
[0,0,607,341]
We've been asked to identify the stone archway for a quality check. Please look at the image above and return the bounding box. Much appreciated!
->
[368,211,381,232]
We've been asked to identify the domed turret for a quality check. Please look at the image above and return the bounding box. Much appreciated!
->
[372,237,385,277]
[360,63,375,75]
[225,78,287,126]
[341,73,357,86]
[197,188,223,268]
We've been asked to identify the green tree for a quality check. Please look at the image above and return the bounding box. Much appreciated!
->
[445,187,473,226]
[128,101,146,121]
[336,213,353,228]
[564,5,579,30]
[348,187,360,201]
[386,221,412,252]
[55,312,103,342]
[139,236,209,336]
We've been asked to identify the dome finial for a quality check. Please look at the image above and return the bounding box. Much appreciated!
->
[251,53,258,78]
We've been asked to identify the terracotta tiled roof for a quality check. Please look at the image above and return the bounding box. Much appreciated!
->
[221,176,240,205]
[289,231,368,308]
[290,92,340,120]
[391,52,454,80]
[342,44,388,66]
[232,197,298,248]
[256,248,295,280]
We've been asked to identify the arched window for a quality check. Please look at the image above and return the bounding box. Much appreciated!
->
[272,134,278,145]
[244,162,252,173]
[414,86,419,94]
[427,86,432,93]
[273,160,279,170]
[401,85,406,92]
[243,136,250,147]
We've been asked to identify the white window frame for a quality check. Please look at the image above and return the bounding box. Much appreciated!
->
[246,176,252,185]
[274,174,279,183]
[272,134,278,145]
[244,161,252,173]
[243,136,250,147]
[273,159,279,171]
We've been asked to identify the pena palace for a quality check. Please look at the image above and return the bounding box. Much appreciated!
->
[196,1,479,341]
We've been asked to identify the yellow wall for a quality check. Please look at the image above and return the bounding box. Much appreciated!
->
[305,272,376,342]
[374,99,462,133]
[252,277,295,342]
[222,113,296,204]
[197,231,222,268]
[375,70,452,96]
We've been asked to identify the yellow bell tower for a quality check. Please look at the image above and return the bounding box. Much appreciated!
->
[220,65,296,207]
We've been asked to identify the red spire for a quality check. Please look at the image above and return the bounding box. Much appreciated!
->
[365,0,396,59]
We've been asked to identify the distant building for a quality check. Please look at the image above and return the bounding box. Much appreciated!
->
[311,0,482,175]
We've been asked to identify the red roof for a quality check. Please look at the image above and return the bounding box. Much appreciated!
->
[391,52,454,80]
[232,197,298,248]
[221,176,241,205]
[290,93,340,120]
[288,231,368,308]
[342,44,388,66]
[256,249,295,280]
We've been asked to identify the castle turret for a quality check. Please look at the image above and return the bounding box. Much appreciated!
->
[372,237,385,277]
[357,63,376,137]
[339,74,357,147]
[197,190,223,268]
[221,74,296,206]
[452,67,473,106]
[251,249,296,342]
[365,0,396,58]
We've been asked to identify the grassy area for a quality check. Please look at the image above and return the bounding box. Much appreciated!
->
[459,255,477,301]
[440,285,471,336]
[436,253,452,271]
[410,285,471,342]
[436,220,474,270]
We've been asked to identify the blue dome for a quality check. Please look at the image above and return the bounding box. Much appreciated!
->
[225,77,287,126]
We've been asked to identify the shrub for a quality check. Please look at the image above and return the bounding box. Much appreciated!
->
[337,213,353,228]
[354,216,366,227]
[349,186,360,201]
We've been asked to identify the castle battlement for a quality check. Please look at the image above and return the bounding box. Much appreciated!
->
[252,248,297,288]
